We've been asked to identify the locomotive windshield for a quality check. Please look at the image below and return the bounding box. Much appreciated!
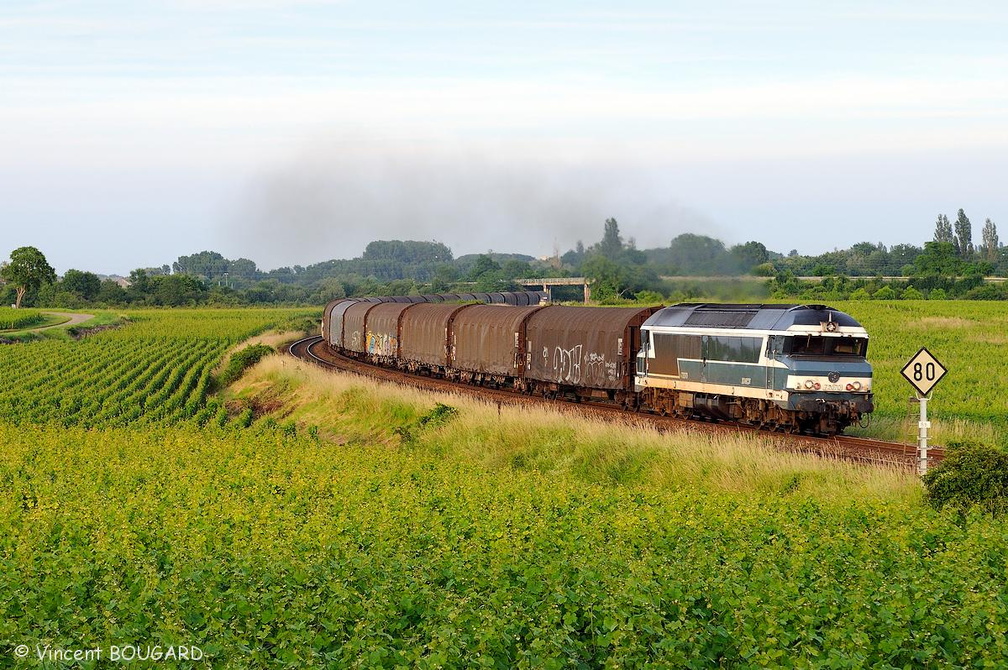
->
[786,335,868,358]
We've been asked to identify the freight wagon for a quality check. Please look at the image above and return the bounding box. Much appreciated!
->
[321,296,873,434]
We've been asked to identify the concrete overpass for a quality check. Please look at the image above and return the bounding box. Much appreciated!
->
[518,277,591,303]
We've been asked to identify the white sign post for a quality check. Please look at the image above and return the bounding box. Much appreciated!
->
[900,347,948,476]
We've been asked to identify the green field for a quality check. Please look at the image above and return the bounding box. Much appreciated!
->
[1,305,1007,667]
[836,301,1008,445]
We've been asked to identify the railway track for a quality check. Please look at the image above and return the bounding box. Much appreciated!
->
[289,335,942,470]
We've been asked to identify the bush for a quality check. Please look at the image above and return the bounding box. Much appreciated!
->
[634,290,665,305]
[395,402,458,444]
[217,343,274,387]
[964,284,1007,300]
[922,444,1008,515]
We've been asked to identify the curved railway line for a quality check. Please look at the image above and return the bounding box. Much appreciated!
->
[289,335,942,470]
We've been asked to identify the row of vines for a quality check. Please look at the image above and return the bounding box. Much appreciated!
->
[0,308,43,331]
[0,309,311,429]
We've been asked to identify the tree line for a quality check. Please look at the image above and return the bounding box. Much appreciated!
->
[2,208,1005,308]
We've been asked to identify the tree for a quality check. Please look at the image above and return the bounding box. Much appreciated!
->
[0,246,56,308]
[598,218,624,260]
[582,255,627,300]
[561,240,586,267]
[954,208,974,260]
[430,263,460,293]
[913,241,961,276]
[467,254,501,281]
[127,268,151,300]
[62,269,101,301]
[362,240,453,265]
[889,244,922,273]
[151,274,207,306]
[97,279,127,304]
[173,251,229,279]
[663,234,729,275]
[933,214,953,243]
[981,218,999,264]
[730,241,770,273]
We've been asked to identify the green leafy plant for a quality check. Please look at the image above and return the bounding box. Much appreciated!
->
[0,307,43,330]
[395,402,458,444]
[217,343,275,388]
[922,444,1008,515]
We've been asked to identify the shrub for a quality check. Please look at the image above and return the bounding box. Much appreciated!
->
[634,290,665,305]
[395,402,458,444]
[218,343,274,387]
[922,444,1008,515]
[872,286,896,300]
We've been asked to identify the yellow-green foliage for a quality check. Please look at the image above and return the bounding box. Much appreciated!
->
[0,307,43,331]
[0,308,311,427]
[3,418,1008,667]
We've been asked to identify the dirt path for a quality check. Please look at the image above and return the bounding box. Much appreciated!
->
[30,312,95,331]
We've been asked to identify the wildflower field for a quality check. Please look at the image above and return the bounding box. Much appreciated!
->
[1,305,1007,667]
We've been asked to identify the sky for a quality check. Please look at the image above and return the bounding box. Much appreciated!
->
[2,1,1007,275]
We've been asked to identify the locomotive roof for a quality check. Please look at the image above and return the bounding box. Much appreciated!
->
[643,303,864,331]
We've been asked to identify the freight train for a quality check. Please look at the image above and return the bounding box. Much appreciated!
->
[321,293,873,434]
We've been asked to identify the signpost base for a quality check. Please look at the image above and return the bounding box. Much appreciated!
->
[917,393,930,476]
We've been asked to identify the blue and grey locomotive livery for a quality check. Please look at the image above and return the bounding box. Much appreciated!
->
[635,303,873,433]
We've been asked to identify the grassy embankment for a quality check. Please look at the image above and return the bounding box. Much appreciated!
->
[231,355,915,502]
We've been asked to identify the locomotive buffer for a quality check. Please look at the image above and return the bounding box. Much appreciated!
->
[900,347,948,476]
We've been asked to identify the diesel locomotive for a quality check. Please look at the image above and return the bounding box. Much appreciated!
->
[636,303,873,434]
[321,295,873,434]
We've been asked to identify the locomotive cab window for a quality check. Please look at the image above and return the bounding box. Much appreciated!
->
[786,335,868,358]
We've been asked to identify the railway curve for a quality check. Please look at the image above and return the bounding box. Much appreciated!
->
[288,335,943,470]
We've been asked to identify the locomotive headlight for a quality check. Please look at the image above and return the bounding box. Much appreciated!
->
[804,380,814,389]
[852,381,862,391]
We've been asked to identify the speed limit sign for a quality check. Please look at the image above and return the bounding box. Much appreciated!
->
[901,347,948,396]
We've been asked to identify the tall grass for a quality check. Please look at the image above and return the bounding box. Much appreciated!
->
[234,357,919,505]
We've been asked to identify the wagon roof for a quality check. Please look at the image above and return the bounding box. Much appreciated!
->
[527,305,655,334]
[643,303,863,331]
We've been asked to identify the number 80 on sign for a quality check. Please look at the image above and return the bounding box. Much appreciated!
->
[901,347,948,396]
